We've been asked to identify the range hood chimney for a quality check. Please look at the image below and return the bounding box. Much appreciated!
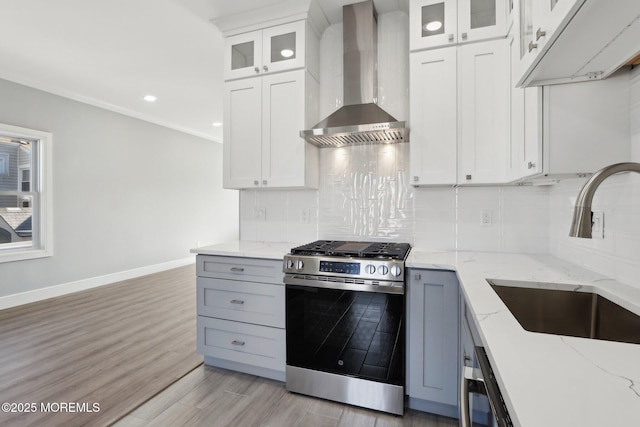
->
[300,0,408,148]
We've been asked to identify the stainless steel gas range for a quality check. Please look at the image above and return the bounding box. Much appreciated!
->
[283,240,411,415]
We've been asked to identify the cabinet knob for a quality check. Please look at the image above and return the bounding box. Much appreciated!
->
[254,67,260,73]
[230,267,244,272]
[231,340,245,346]
[263,65,269,72]
[536,28,546,41]
[461,32,468,40]
[466,174,472,181]
[230,299,245,305]
[528,161,536,170]
[448,34,454,42]
[262,179,267,185]
[254,180,259,186]
[528,40,538,52]
[413,176,419,182]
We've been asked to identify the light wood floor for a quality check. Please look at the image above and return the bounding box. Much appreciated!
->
[0,265,202,427]
[114,364,459,427]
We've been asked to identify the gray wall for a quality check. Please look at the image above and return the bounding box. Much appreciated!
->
[0,78,239,298]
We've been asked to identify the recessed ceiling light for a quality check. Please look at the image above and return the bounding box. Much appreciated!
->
[280,49,294,58]
[143,95,157,102]
[212,122,222,127]
[424,21,442,32]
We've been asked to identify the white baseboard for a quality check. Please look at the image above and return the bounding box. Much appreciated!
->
[0,256,196,310]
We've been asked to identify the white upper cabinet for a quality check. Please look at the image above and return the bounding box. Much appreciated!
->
[515,0,583,81]
[410,47,458,186]
[224,20,307,80]
[223,70,319,190]
[457,39,510,184]
[410,40,510,186]
[410,0,509,51]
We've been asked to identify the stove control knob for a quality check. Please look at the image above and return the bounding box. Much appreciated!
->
[365,264,376,275]
[286,259,294,269]
[295,259,304,270]
[390,265,402,277]
[378,265,389,275]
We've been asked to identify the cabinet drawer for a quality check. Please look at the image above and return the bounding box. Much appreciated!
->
[197,316,285,372]
[196,255,283,284]
[197,277,285,328]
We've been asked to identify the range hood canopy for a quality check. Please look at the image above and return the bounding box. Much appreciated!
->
[301,0,408,148]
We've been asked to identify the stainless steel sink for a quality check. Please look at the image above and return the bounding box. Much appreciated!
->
[487,279,640,345]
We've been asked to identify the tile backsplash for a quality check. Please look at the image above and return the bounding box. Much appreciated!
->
[240,143,551,254]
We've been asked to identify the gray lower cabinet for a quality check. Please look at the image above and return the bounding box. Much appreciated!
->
[406,268,460,419]
[196,255,285,381]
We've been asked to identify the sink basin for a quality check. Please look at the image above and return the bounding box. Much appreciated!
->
[487,279,640,345]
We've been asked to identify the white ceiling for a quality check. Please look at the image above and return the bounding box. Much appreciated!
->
[0,0,407,143]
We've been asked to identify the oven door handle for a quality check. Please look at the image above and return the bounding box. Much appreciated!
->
[284,275,404,295]
[460,366,486,427]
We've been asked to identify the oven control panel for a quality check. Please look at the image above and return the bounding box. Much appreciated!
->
[283,255,404,281]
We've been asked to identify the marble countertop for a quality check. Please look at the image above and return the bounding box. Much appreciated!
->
[192,241,640,426]
[190,241,301,260]
[407,250,640,427]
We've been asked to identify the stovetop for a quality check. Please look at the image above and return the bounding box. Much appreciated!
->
[290,240,411,260]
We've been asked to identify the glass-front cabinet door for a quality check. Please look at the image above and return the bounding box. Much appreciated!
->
[410,0,458,51]
[224,20,305,81]
[224,31,263,80]
[458,0,508,43]
[411,0,509,51]
[261,20,305,76]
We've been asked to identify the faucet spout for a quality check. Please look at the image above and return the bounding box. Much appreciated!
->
[569,162,640,238]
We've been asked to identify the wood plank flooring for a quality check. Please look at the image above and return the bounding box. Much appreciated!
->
[0,265,202,427]
[0,264,460,426]
[114,364,459,427]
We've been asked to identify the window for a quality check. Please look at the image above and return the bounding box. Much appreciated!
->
[0,123,52,263]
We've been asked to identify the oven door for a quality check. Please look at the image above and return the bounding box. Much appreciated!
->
[285,279,404,386]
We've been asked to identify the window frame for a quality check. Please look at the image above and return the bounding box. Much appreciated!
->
[0,123,53,263]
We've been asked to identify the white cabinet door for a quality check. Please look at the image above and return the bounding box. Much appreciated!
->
[458,0,508,44]
[407,269,459,408]
[224,21,306,81]
[223,77,262,189]
[261,70,307,188]
[409,47,458,186]
[458,39,509,184]
[224,30,263,81]
[410,0,458,50]
[410,0,509,51]
[509,34,542,181]
[514,0,585,84]
[261,20,306,75]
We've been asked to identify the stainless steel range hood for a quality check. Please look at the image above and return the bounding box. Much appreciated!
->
[300,0,408,148]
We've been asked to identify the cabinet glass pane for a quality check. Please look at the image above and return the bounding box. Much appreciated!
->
[520,0,534,59]
[270,32,296,63]
[421,3,445,37]
[231,41,254,70]
[470,0,497,30]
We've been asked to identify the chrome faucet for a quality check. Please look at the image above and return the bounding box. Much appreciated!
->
[569,162,640,238]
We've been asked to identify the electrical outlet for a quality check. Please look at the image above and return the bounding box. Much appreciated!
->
[300,208,310,223]
[255,207,266,221]
[481,210,493,226]
[592,211,604,239]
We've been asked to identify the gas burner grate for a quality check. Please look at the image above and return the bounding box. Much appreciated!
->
[290,240,411,260]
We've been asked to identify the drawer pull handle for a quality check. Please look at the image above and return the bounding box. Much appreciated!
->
[230,267,244,272]
[231,340,245,346]
[230,299,245,305]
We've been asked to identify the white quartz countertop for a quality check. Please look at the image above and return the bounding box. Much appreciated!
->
[407,250,640,427]
[191,240,301,260]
